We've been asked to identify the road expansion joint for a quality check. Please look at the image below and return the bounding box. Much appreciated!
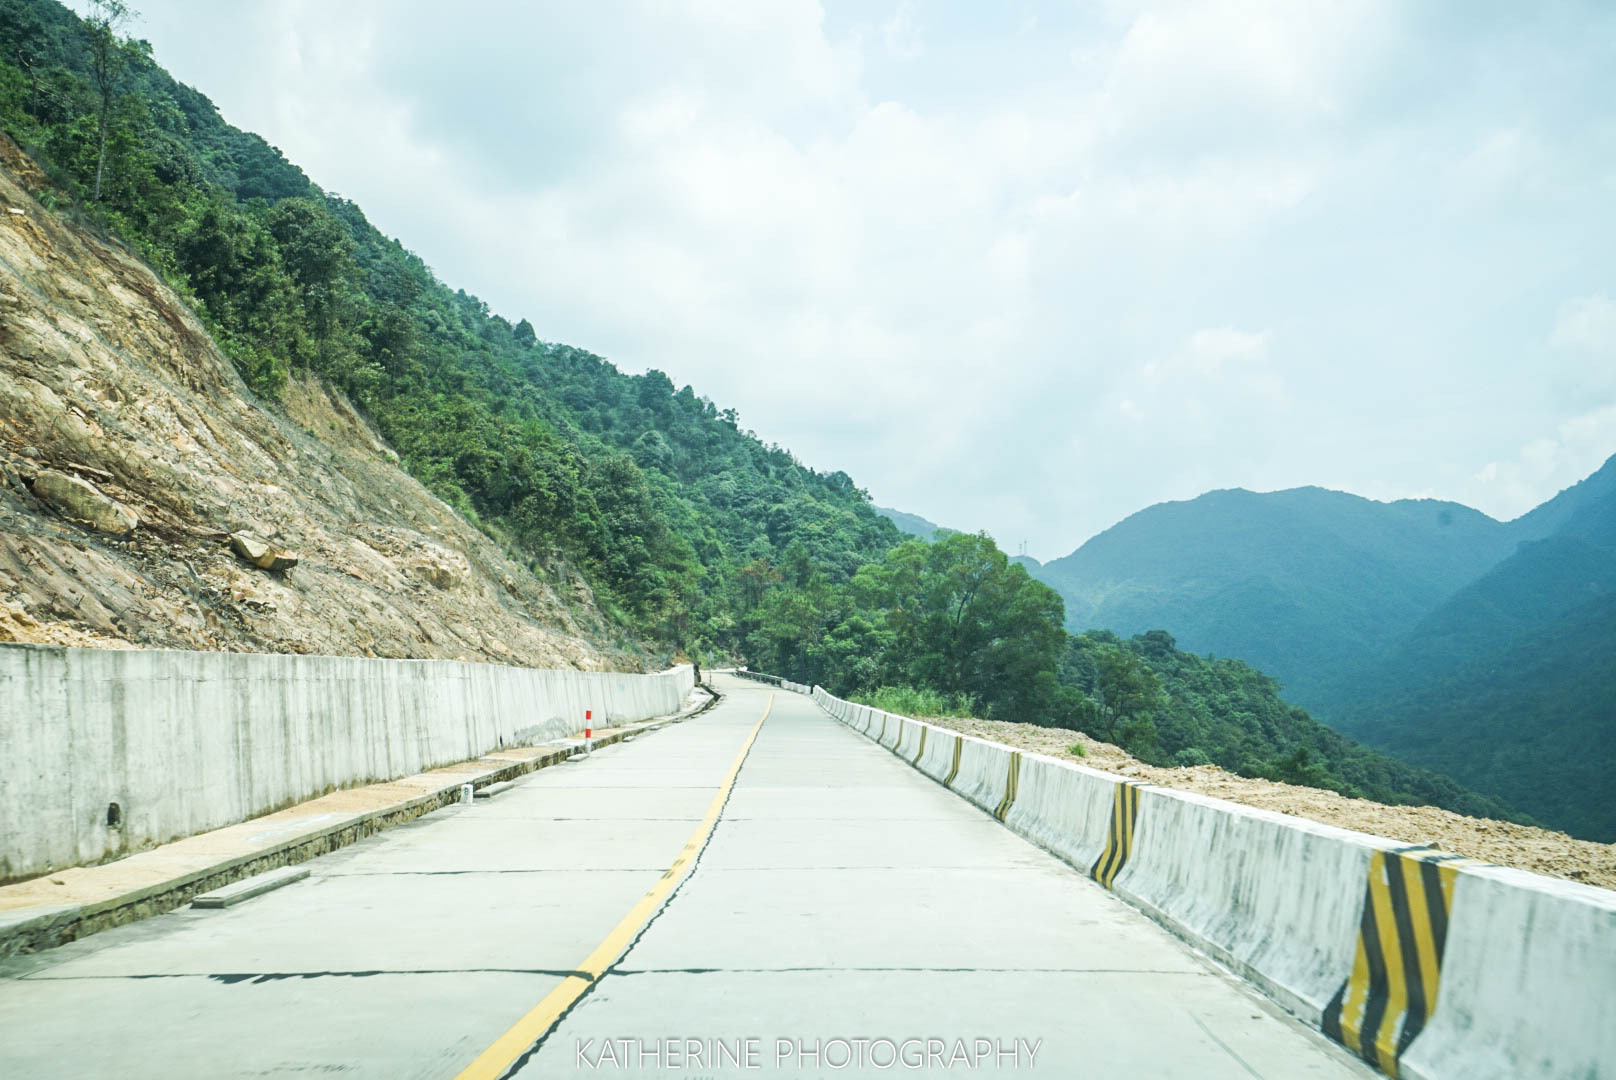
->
[605,965,1214,977]
[23,967,598,984]
[318,868,672,877]
[1188,1012,1267,1080]
[471,701,772,1080]
[491,704,769,1079]
[692,864,1044,872]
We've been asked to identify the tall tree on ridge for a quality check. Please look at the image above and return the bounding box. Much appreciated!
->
[85,0,143,203]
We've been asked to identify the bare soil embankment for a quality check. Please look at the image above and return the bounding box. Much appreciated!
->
[928,713,1616,891]
[0,136,636,669]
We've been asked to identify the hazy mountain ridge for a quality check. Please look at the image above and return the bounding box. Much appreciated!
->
[1027,457,1616,839]
[1031,486,1522,707]
[873,505,953,542]
[1333,458,1616,838]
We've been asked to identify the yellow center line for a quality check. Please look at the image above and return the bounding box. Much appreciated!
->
[455,693,773,1080]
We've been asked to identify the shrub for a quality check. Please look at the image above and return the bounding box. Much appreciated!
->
[850,685,977,718]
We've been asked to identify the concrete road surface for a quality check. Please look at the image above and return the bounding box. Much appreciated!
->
[0,673,1373,1078]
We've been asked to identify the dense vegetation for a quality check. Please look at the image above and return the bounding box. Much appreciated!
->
[1023,464,1616,840]
[1344,593,1616,840]
[1334,459,1616,840]
[747,530,1517,818]
[0,0,1531,829]
[745,532,1068,720]
[1061,631,1518,818]
[1028,486,1526,709]
[0,0,900,645]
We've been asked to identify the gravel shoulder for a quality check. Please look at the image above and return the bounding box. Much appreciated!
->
[925,713,1616,892]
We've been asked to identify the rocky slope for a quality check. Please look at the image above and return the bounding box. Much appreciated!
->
[0,137,635,669]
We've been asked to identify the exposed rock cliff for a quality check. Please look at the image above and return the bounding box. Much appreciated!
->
[0,137,635,669]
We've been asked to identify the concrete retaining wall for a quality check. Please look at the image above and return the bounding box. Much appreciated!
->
[0,643,694,881]
[806,682,1616,1080]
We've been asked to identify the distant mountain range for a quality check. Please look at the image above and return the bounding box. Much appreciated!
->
[874,506,953,542]
[1018,455,1616,840]
[1029,487,1528,707]
[1329,460,1616,840]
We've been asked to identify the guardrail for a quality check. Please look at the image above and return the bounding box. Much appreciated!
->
[733,668,783,687]
[794,679,1615,1080]
[732,668,811,694]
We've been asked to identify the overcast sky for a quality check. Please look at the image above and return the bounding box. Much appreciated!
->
[115,0,1616,558]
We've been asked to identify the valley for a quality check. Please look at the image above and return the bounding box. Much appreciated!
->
[1017,460,1616,840]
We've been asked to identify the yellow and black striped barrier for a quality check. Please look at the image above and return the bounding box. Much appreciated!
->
[911,725,927,765]
[1090,780,1143,889]
[1322,846,1471,1077]
[992,752,1022,822]
[944,735,963,787]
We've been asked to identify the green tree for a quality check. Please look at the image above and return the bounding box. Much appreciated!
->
[1,0,48,114]
[1090,645,1165,743]
[851,533,1067,719]
[83,0,144,203]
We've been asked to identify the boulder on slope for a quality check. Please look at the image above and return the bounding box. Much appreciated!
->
[30,471,137,535]
[229,531,300,572]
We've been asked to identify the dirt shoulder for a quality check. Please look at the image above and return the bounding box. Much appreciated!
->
[925,713,1616,892]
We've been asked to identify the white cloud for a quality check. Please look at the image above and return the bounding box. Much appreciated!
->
[1138,328,1278,396]
[881,1,924,61]
[116,0,1616,558]
[1552,294,1616,354]
[1469,406,1616,520]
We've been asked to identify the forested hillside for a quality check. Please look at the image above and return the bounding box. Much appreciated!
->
[1335,456,1616,839]
[0,0,899,654]
[1062,630,1516,817]
[1024,458,1616,840]
[0,0,1521,829]
[1029,486,1523,709]
[1344,593,1616,839]
[773,533,1517,819]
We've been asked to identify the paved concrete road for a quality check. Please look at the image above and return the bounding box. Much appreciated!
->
[0,675,1373,1078]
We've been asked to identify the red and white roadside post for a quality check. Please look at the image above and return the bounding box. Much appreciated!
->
[584,709,593,755]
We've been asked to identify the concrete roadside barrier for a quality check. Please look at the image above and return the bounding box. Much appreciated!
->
[1003,754,1127,878]
[915,725,958,783]
[948,736,1015,817]
[885,712,908,753]
[1,643,695,882]
[795,677,1616,1080]
[1,694,712,956]
[1397,864,1616,1080]
[1112,785,1384,1026]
